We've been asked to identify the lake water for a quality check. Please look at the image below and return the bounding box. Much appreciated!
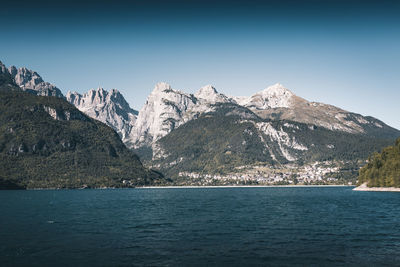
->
[1,186,400,266]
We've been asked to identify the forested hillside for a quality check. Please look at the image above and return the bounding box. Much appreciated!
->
[358,138,400,187]
[0,67,167,189]
[152,103,397,179]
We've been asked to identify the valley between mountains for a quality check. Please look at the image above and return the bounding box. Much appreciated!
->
[1,61,399,188]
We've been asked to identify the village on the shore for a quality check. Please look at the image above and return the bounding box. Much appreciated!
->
[177,160,359,186]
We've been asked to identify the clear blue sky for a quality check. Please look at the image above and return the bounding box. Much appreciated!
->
[1,0,399,129]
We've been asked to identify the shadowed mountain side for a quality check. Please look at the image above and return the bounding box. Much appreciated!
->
[0,64,167,189]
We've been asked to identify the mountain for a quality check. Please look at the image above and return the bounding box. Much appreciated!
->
[8,65,64,98]
[131,82,399,157]
[127,82,234,150]
[151,102,397,177]
[4,60,399,186]
[0,61,166,189]
[195,84,234,104]
[131,82,399,184]
[66,88,138,143]
[236,83,396,138]
[234,83,294,109]
[7,64,139,144]
[358,138,400,187]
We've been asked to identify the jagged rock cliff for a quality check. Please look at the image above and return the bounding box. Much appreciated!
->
[0,61,166,189]
[127,82,236,149]
[66,88,138,143]
[8,66,64,98]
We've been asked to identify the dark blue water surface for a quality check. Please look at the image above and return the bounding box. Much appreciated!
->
[1,186,400,266]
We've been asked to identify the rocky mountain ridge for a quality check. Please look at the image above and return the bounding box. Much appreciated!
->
[7,62,396,150]
[4,62,138,143]
[4,60,399,185]
[127,82,231,149]
[129,82,398,152]
[66,88,138,143]
[8,65,64,98]
[0,61,166,189]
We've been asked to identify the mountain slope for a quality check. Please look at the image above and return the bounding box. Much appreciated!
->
[358,138,400,187]
[66,88,138,143]
[237,83,396,138]
[127,82,234,149]
[151,103,397,179]
[133,82,399,172]
[0,61,166,189]
[7,63,140,145]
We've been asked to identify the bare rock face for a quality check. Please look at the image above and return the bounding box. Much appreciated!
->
[194,84,233,104]
[5,63,137,143]
[66,88,138,143]
[129,81,398,157]
[235,83,295,109]
[127,82,236,149]
[127,82,197,148]
[8,66,64,98]
[233,83,390,136]
[3,58,397,162]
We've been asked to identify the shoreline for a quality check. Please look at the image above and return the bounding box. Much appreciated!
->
[21,185,354,190]
[353,183,400,192]
[138,185,353,189]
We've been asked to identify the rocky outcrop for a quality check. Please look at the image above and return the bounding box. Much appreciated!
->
[235,83,295,109]
[127,82,235,149]
[8,66,64,98]
[66,88,138,143]
[195,84,233,104]
[127,82,198,148]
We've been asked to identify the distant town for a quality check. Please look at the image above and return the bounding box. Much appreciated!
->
[177,160,359,186]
